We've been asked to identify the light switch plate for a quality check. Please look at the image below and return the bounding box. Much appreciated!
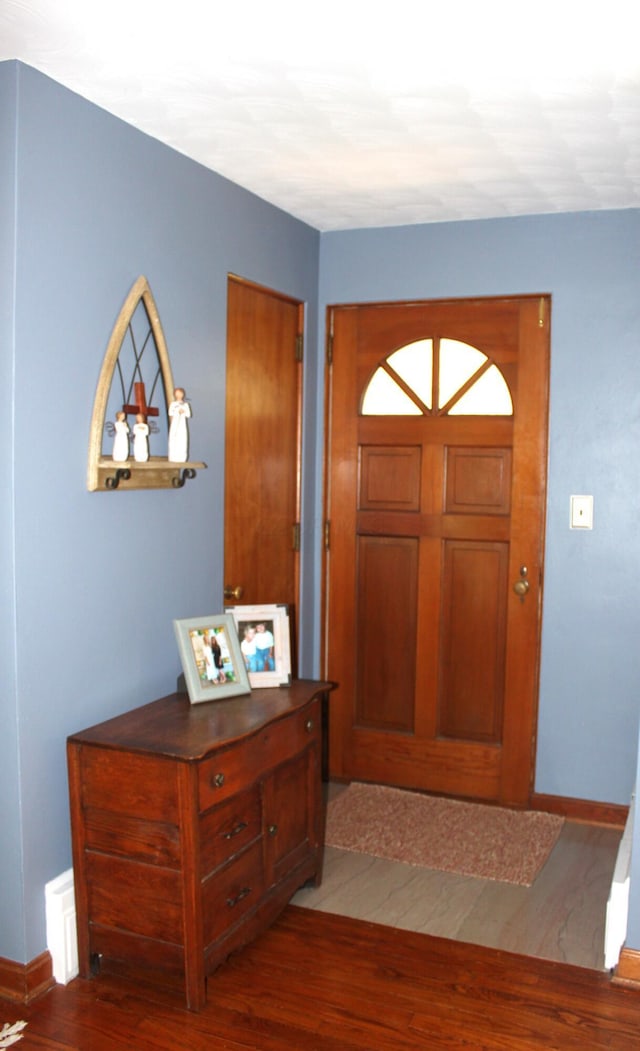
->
[570,494,593,530]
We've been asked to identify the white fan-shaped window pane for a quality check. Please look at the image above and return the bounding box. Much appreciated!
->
[387,340,433,409]
[438,339,487,407]
[449,364,513,415]
[361,368,422,415]
[361,335,512,416]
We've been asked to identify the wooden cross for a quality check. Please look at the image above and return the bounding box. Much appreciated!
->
[122,382,159,421]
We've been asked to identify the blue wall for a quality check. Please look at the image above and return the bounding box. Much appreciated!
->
[2,61,319,964]
[0,62,24,967]
[3,58,640,967]
[318,212,640,806]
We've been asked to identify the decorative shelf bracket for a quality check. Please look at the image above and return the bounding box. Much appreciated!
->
[87,276,206,491]
[173,468,198,488]
[104,468,132,490]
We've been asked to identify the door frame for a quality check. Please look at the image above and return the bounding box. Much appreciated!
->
[321,294,550,806]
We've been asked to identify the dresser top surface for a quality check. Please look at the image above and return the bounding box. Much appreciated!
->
[67,679,334,760]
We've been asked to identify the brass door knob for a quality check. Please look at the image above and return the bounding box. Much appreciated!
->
[224,585,244,601]
[513,565,530,602]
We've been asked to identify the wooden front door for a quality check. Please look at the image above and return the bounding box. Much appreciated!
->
[324,296,549,806]
[224,277,303,656]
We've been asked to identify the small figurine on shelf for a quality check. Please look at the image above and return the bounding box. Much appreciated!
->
[112,411,129,462]
[168,387,191,463]
[133,413,150,463]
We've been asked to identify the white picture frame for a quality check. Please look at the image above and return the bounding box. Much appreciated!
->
[225,603,292,688]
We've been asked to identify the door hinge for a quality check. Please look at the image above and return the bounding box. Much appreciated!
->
[326,309,334,366]
[292,522,301,552]
[324,519,330,550]
[538,297,546,328]
[295,333,304,362]
[326,331,333,366]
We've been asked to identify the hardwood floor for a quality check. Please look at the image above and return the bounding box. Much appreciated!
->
[6,906,640,1050]
[3,786,627,1047]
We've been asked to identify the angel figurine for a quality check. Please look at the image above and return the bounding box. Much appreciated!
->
[133,413,150,462]
[112,411,129,462]
[168,387,191,462]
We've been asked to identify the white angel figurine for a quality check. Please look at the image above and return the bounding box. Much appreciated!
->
[168,387,191,462]
[112,411,129,462]
[133,413,150,462]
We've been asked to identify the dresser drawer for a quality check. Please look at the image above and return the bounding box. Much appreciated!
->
[199,787,261,877]
[202,840,264,946]
[198,700,320,812]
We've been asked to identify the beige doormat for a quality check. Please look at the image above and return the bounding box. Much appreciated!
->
[325,782,564,886]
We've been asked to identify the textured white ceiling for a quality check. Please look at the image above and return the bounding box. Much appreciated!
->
[2,0,640,231]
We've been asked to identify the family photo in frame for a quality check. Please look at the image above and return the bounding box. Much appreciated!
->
[173,613,251,704]
[225,603,292,688]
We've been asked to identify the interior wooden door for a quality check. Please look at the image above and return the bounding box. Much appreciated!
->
[224,277,303,654]
[324,296,549,806]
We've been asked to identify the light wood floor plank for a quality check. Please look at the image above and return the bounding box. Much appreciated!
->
[293,800,622,970]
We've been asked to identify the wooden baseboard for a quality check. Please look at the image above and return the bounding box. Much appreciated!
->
[531,792,628,829]
[612,948,640,989]
[0,951,55,1005]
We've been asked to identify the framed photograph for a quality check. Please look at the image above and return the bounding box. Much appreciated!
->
[173,613,251,704]
[225,604,292,688]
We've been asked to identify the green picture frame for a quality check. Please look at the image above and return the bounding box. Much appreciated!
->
[174,613,251,704]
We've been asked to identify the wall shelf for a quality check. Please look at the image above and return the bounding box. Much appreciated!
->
[97,457,207,491]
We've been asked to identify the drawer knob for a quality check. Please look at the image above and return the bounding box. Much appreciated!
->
[212,772,225,788]
[226,886,252,908]
[305,718,314,733]
[223,821,248,840]
[268,823,278,837]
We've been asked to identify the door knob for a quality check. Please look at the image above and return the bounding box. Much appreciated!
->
[224,585,244,601]
[513,565,529,601]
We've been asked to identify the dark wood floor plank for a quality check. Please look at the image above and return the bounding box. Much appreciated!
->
[212,910,639,1051]
[8,905,640,1051]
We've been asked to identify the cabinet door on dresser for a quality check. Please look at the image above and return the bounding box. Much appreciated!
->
[263,741,320,887]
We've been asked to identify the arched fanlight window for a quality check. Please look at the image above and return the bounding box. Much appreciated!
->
[361,338,513,416]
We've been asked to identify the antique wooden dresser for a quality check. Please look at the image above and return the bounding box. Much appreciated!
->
[67,679,333,1009]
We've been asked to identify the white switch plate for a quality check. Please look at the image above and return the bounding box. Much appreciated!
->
[570,494,593,529]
